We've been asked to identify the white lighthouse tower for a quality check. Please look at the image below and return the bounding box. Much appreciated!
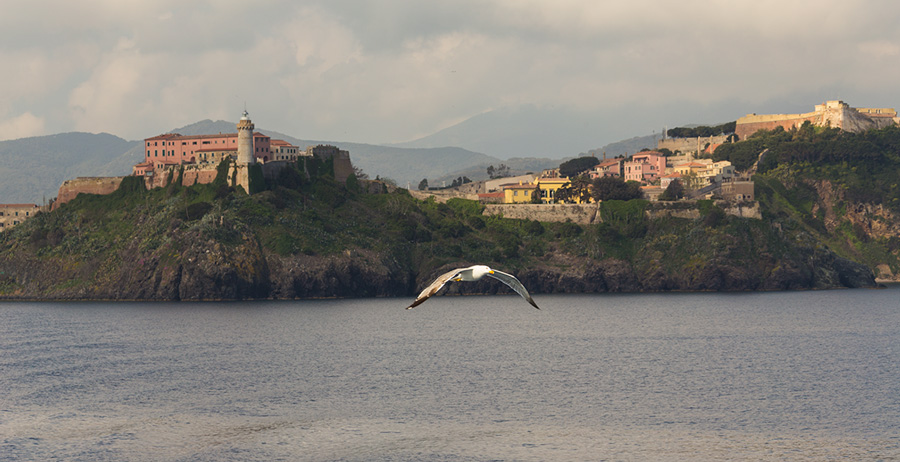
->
[236,110,256,165]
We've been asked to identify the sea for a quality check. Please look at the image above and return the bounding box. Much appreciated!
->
[2,287,899,461]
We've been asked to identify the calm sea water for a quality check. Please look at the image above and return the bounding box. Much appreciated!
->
[2,287,899,461]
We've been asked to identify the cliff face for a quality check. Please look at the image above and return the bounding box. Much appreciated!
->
[0,212,875,302]
[0,241,873,301]
[808,179,900,282]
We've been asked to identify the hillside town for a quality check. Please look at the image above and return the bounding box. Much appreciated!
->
[1,100,896,232]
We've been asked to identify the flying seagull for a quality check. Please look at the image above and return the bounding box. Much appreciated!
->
[406,265,540,310]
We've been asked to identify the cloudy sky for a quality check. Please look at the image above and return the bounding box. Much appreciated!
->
[3,0,900,156]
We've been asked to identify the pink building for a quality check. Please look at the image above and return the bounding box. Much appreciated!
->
[135,131,276,174]
[590,158,624,179]
[623,152,667,184]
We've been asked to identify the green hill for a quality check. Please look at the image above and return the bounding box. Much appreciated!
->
[0,148,879,300]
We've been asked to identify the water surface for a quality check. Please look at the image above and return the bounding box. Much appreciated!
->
[2,288,899,460]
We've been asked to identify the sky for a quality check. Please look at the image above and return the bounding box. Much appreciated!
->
[3,0,900,155]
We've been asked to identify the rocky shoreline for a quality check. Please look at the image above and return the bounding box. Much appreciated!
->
[0,242,876,302]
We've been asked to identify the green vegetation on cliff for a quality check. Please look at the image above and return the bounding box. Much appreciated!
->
[4,126,895,300]
[713,124,900,279]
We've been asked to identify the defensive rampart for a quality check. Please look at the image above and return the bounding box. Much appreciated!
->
[658,135,729,154]
[735,100,898,140]
[52,177,125,210]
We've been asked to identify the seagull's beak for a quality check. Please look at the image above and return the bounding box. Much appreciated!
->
[489,270,494,274]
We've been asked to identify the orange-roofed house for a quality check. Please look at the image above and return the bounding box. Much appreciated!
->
[660,172,682,189]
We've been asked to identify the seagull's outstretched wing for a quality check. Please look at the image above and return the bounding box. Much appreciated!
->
[406,267,466,309]
[485,269,540,309]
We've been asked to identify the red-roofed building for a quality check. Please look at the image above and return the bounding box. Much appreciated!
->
[590,158,624,179]
[623,152,666,184]
[660,172,682,188]
[140,131,272,169]
[271,139,301,161]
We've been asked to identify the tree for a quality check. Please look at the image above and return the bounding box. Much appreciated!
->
[418,178,429,190]
[667,121,737,138]
[559,156,601,178]
[530,184,543,204]
[658,179,684,201]
[449,176,471,188]
[487,164,510,179]
[591,176,643,201]
[680,171,703,190]
[352,165,369,180]
[568,175,594,203]
[554,184,574,203]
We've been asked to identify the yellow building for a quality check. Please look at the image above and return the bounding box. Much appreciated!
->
[672,162,708,176]
[501,175,596,204]
[535,177,571,203]
[502,181,538,203]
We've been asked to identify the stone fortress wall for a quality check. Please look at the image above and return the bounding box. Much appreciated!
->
[734,100,898,140]
[52,177,126,210]
[657,135,729,154]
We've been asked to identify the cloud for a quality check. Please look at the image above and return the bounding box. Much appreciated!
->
[3,0,900,147]
[0,113,46,140]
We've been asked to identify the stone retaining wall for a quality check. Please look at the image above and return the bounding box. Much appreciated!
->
[484,201,760,223]
[484,203,601,224]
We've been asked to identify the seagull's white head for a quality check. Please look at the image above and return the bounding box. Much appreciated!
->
[471,265,493,280]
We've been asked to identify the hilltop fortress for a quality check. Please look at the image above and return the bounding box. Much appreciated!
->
[734,100,898,140]
[51,111,354,210]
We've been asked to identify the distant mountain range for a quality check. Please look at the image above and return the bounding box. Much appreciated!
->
[392,105,664,160]
[0,115,660,204]
[0,133,140,204]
